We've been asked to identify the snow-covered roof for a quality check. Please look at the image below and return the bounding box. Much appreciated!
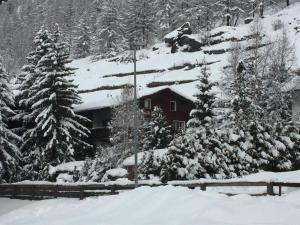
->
[122,148,168,167]
[284,76,300,92]
[49,161,85,175]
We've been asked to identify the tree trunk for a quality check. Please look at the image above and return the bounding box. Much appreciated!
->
[287,0,290,6]
[259,0,264,18]
[226,0,230,26]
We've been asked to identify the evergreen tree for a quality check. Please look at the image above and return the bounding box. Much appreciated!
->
[160,132,202,183]
[230,60,259,127]
[154,0,176,37]
[265,27,295,123]
[216,0,245,26]
[124,0,156,47]
[74,20,92,59]
[95,0,125,57]
[20,26,91,180]
[0,61,21,183]
[139,151,162,179]
[186,0,218,34]
[141,106,173,151]
[17,27,55,180]
[188,64,215,128]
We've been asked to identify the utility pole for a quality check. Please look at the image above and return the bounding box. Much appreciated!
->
[133,44,138,188]
[131,40,145,188]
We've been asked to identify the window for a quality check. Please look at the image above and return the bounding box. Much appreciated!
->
[144,98,151,109]
[173,120,186,131]
[170,101,177,112]
[102,119,111,127]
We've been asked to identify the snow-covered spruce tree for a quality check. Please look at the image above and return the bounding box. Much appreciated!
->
[160,132,202,183]
[219,128,254,177]
[0,61,21,183]
[216,0,245,26]
[188,64,215,128]
[187,65,233,179]
[73,20,92,59]
[140,106,173,151]
[265,27,295,123]
[139,151,162,179]
[21,25,91,180]
[185,0,218,34]
[95,0,126,57]
[161,65,221,182]
[282,122,300,170]
[124,0,156,47]
[154,0,176,37]
[17,27,55,180]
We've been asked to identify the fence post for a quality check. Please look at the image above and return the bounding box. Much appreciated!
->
[267,182,274,195]
[200,184,207,191]
[79,186,84,200]
[11,185,17,199]
[279,185,282,196]
[54,185,58,198]
[31,185,36,199]
[111,185,116,195]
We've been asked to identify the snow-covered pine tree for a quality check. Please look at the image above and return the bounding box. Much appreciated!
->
[95,0,126,57]
[216,0,245,26]
[230,60,259,127]
[160,132,202,183]
[73,20,92,59]
[188,63,215,128]
[21,25,91,180]
[265,27,295,123]
[154,0,176,37]
[139,151,162,179]
[17,27,55,180]
[220,128,254,177]
[141,106,173,151]
[186,0,218,34]
[124,0,156,48]
[0,61,21,183]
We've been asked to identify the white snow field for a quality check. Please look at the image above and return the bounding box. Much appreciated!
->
[0,186,300,225]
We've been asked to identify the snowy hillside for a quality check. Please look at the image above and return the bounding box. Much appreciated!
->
[1,185,300,225]
[71,3,300,112]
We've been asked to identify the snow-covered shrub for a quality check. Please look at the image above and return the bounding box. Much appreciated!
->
[139,151,163,179]
[77,146,113,182]
[101,168,128,182]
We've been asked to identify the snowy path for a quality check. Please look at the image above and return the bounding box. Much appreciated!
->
[0,186,299,225]
[0,198,32,216]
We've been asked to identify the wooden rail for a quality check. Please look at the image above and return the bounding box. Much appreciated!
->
[0,181,299,200]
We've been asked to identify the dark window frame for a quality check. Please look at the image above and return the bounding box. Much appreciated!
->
[170,101,177,112]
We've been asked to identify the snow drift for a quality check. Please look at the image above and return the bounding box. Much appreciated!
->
[0,186,300,225]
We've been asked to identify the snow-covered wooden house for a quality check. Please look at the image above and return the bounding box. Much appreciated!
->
[76,87,194,147]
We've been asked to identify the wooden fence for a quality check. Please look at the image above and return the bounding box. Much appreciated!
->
[0,182,299,200]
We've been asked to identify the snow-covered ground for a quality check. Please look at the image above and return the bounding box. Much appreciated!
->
[0,186,300,225]
[71,3,300,112]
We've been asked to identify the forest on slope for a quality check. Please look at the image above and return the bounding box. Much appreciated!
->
[0,0,289,75]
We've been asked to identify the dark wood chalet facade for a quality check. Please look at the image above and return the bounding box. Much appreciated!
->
[78,88,194,147]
